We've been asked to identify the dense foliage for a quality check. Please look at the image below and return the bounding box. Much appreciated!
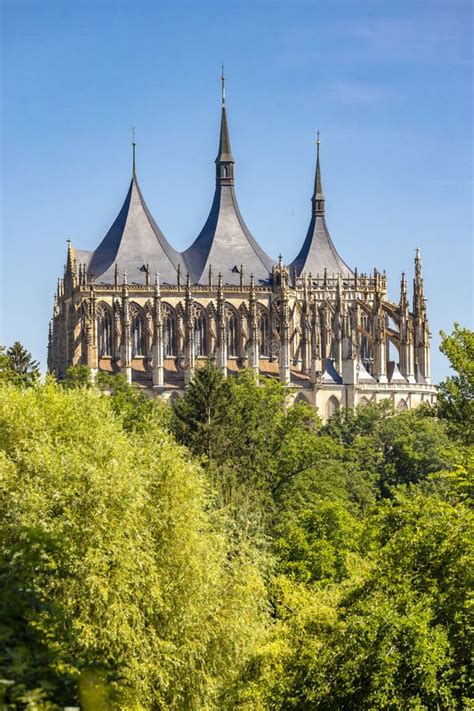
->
[0,326,472,709]
[438,323,474,445]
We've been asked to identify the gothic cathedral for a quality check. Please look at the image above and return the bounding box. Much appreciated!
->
[48,78,437,419]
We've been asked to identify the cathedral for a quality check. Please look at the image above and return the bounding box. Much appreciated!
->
[48,76,437,419]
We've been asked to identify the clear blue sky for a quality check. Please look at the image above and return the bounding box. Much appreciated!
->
[1,0,472,381]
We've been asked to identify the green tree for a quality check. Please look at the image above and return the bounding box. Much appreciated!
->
[273,499,362,584]
[96,371,168,433]
[438,324,474,444]
[173,364,332,532]
[2,342,40,387]
[62,368,166,433]
[62,364,94,388]
[323,402,451,498]
[0,382,268,709]
[0,345,15,384]
[242,488,473,710]
[172,361,233,460]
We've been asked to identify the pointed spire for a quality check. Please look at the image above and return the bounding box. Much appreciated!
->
[215,67,234,179]
[66,239,77,279]
[221,63,225,107]
[182,70,274,285]
[88,162,181,285]
[290,135,352,279]
[185,273,192,311]
[249,273,256,304]
[154,272,161,298]
[415,247,422,280]
[312,131,325,216]
[399,271,408,313]
[413,248,425,320]
[131,127,136,177]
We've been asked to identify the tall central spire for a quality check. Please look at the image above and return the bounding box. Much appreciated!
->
[182,69,274,285]
[215,65,234,184]
[312,131,325,216]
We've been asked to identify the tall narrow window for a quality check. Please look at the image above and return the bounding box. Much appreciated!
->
[163,306,176,356]
[260,312,270,356]
[227,311,238,356]
[131,308,146,357]
[194,311,207,357]
[97,305,113,357]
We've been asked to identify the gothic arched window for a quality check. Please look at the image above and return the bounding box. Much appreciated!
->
[97,303,113,357]
[131,306,146,357]
[226,309,238,357]
[162,304,176,357]
[260,311,270,357]
[326,396,340,420]
[194,309,207,357]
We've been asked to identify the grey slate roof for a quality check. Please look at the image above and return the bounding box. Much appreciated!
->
[87,175,181,285]
[321,359,343,383]
[182,106,275,285]
[217,105,234,163]
[388,361,407,383]
[291,214,352,278]
[358,361,376,383]
[75,249,93,270]
[183,184,275,285]
[290,143,352,278]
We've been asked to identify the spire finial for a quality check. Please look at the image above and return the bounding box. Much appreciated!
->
[415,247,422,278]
[312,131,325,215]
[249,272,255,298]
[215,69,234,182]
[131,126,136,176]
[221,64,225,106]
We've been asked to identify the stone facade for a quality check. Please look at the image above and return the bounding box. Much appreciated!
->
[48,81,437,419]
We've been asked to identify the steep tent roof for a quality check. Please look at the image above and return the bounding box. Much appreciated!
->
[87,168,181,285]
[290,137,352,278]
[182,82,275,285]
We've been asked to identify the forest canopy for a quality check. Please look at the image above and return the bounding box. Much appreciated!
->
[0,325,472,710]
